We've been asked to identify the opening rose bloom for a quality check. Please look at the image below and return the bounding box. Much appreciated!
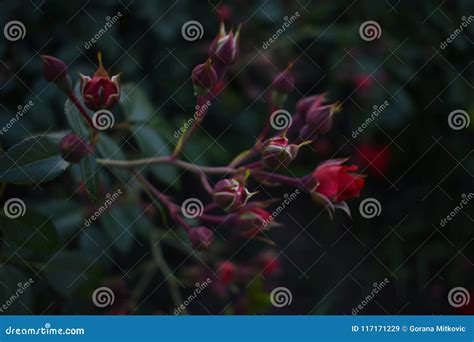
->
[80,52,120,111]
[310,159,365,202]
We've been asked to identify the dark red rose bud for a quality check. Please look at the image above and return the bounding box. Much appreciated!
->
[209,23,240,65]
[306,103,341,135]
[41,55,72,92]
[191,59,218,95]
[296,93,327,117]
[59,133,94,163]
[188,226,214,249]
[213,178,254,212]
[80,52,120,111]
[273,65,295,94]
[262,136,306,169]
[217,261,236,285]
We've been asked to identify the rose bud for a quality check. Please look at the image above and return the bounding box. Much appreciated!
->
[257,251,281,276]
[307,159,365,202]
[212,178,255,212]
[217,261,236,285]
[272,65,295,94]
[80,52,120,111]
[209,22,240,65]
[41,55,72,93]
[191,59,218,95]
[237,207,277,238]
[262,136,299,169]
[188,226,214,249]
[59,133,94,163]
[296,93,327,117]
[305,102,341,135]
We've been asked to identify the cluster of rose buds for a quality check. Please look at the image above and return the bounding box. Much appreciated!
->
[42,52,120,163]
[42,24,366,288]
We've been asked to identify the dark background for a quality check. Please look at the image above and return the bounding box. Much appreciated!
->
[0,0,472,315]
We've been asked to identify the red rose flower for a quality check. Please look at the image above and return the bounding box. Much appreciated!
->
[313,159,365,202]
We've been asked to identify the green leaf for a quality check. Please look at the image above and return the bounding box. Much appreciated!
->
[0,136,70,184]
[0,266,34,314]
[95,133,129,182]
[120,83,154,123]
[80,154,100,202]
[132,125,180,187]
[0,210,60,260]
[44,251,101,297]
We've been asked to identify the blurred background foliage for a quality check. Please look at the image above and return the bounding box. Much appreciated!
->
[0,0,472,314]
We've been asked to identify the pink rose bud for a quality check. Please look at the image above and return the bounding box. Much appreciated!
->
[209,23,240,65]
[59,133,94,163]
[213,178,254,212]
[80,52,120,111]
[296,93,327,117]
[191,59,218,95]
[237,207,274,238]
[41,55,72,93]
[272,65,295,94]
[188,226,214,250]
[262,136,301,169]
[306,103,341,135]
